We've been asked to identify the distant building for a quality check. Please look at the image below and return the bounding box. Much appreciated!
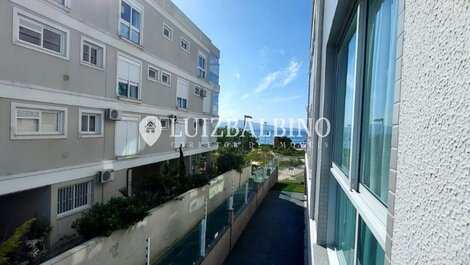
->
[0,0,220,249]
[305,0,469,264]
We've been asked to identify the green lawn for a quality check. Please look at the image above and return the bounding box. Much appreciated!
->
[272,183,305,193]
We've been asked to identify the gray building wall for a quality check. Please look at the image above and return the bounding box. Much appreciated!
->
[0,0,221,246]
[391,0,470,264]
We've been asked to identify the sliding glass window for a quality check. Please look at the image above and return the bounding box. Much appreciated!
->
[360,0,398,204]
[335,187,356,265]
[357,218,385,265]
[333,14,357,177]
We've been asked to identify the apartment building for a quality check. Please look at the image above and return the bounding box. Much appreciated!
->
[0,0,220,247]
[305,0,469,264]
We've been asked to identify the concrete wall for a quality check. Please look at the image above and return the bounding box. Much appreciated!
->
[391,0,470,264]
[41,167,251,265]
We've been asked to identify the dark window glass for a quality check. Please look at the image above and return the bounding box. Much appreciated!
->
[43,28,61,53]
[19,26,41,46]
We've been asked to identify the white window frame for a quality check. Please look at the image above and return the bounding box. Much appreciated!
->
[11,102,68,140]
[162,23,173,41]
[160,118,169,130]
[118,0,144,45]
[161,71,171,86]
[117,53,142,101]
[115,114,141,158]
[80,36,106,70]
[197,51,207,79]
[47,0,72,10]
[79,109,104,138]
[176,78,189,110]
[180,36,190,53]
[328,2,390,262]
[147,65,159,82]
[13,7,70,60]
[57,181,92,218]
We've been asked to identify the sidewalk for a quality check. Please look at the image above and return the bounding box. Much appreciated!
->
[223,190,305,265]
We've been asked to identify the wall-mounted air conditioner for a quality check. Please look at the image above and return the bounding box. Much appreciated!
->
[106,109,122,121]
[98,170,115,183]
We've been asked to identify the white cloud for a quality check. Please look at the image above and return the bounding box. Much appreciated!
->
[269,95,302,103]
[235,72,241,79]
[243,57,301,100]
[254,71,280,94]
[281,59,300,86]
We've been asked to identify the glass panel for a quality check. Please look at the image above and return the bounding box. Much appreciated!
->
[131,30,140,44]
[41,112,59,132]
[130,84,138,99]
[42,28,62,53]
[120,22,130,38]
[119,82,128,97]
[131,9,140,28]
[81,115,88,132]
[82,44,90,62]
[333,16,357,176]
[357,218,385,265]
[17,119,39,132]
[360,0,397,204]
[90,47,98,65]
[162,74,169,84]
[121,1,131,22]
[149,69,156,79]
[19,26,41,46]
[335,186,356,265]
[89,115,96,132]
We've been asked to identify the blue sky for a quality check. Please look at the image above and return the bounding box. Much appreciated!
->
[172,0,312,123]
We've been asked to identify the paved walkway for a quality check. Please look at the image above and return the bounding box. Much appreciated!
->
[224,191,305,265]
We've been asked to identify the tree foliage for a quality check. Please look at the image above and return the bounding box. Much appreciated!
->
[71,197,149,240]
[0,218,36,265]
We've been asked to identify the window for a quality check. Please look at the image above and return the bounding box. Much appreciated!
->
[163,24,173,41]
[176,79,189,109]
[209,53,220,85]
[197,52,207,79]
[79,110,103,137]
[57,181,91,216]
[180,37,190,52]
[119,0,142,45]
[51,0,71,8]
[173,123,187,148]
[359,0,398,204]
[335,188,356,265]
[117,54,141,100]
[212,93,219,116]
[115,115,139,157]
[148,66,159,82]
[328,0,398,263]
[194,85,201,96]
[12,103,67,139]
[203,89,211,114]
[160,119,169,129]
[14,10,69,58]
[357,218,385,265]
[161,71,171,86]
[333,15,357,177]
[81,38,105,68]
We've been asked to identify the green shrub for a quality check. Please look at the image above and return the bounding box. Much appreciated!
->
[0,218,35,265]
[72,197,149,240]
[217,151,245,174]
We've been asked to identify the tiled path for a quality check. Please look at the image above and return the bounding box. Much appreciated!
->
[223,191,305,265]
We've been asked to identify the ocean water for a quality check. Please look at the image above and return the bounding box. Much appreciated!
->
[251,129,308,145]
